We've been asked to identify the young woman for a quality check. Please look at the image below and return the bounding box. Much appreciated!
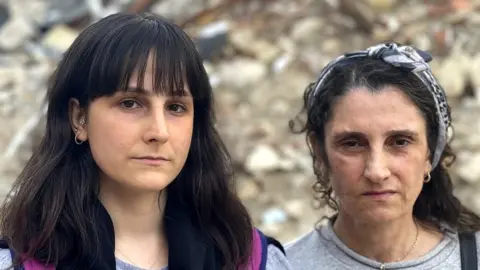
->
[0,12,291,270]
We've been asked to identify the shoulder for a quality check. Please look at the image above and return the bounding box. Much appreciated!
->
[253,228,291,270]
[0,248,13,269]
[265,244,292,270]
[284,228,330,268]
[285,229,324,256]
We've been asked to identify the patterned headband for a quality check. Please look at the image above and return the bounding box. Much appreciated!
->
[308,42,450,169]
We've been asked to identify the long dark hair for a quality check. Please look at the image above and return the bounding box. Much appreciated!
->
[0,12,252,268]
[290,57,480,233]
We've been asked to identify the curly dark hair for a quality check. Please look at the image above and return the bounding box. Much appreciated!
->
[0,13,252,268]
[290,57,480,233]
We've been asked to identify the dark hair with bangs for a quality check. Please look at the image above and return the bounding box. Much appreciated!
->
[0,12,252,268]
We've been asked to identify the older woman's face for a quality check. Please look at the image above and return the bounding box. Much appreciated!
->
[321,86,432,223]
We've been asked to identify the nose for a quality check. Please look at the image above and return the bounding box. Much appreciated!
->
[363,149,391,183]
[143,105,169,144]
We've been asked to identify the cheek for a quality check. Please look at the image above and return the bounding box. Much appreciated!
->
[168,118,194,155]
[87,113,135,167]
[394,147,428,177]
[396,158,425,197]
[326,149,364,194]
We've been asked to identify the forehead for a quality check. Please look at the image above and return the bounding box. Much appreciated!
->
[326,86,426,134]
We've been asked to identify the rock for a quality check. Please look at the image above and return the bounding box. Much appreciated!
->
[195,21,230,61]
[216,58,267,89]
[151,0,205,22]
[470,191,480,214]
[0,3,10,29]
[339,0,375,33]
[372,26,391,42]
[284,199,307,219]
[456,153,480,184]
[237,179,261,200]
[245,144,282,173]
[272,54,292,74]
[433,52,470,99]
[321,38,342,55]
[229,28,281,63]
[368,0,397,12]
[0,65,26,118]
[41,25,80,56]
[43,0,89,26]
[262,207,288,225]
[245,121,276,140]
[468,53,480,102]
[291,17,325,42]
[281,145,313,173]
[261,222,282,236]
[0,15,34,51]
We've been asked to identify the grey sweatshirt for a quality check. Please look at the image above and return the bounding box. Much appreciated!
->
[285,221,480,269]
[0,245,291,270]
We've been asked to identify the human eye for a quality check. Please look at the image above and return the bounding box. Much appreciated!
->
[167,103,187,114]
[342,140,360,148]
[393,138,411,148]
[119,99,142,110]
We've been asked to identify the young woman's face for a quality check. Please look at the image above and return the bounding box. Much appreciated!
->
[72,54,194,192]
[317,86,432,224]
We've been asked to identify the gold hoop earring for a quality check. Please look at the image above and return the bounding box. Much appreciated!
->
[424,172,431,183]
[74,133,84,145]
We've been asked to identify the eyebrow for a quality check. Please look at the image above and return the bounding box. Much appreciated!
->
[332,129,419,141]
[385,129,419,139]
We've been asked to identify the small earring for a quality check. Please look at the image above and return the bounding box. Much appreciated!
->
[74,133,84,145]
[424,172,431,183]
[74,117,86,145]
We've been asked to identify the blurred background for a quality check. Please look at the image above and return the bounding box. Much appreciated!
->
[0,0,479,244]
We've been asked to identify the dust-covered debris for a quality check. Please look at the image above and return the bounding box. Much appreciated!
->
[0,0,480,243]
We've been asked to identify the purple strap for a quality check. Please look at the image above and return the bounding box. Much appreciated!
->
[239,229,262,270]
[23,259,54,270]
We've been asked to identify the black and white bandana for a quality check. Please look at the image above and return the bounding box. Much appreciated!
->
[309,42,450,169]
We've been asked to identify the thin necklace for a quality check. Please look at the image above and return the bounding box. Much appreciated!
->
[396,220,419,262]
[115,247,162,270]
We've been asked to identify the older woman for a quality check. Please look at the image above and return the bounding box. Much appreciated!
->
[286,43,480,269]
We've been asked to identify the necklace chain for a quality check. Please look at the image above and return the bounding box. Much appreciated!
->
[396,220,419,262]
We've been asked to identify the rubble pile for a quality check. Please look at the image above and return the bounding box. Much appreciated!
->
[0,0,479,242]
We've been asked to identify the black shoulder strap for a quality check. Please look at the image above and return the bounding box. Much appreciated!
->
[265,236,285,255]
[459,232,478,270]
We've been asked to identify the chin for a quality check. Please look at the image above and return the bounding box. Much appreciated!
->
[116,171,177,193]
[357,208,403,223]
[133,176,175,191]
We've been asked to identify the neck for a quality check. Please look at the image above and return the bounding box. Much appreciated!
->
[99,182,166,239]
[333,212,419,263]
[99,177,169,268]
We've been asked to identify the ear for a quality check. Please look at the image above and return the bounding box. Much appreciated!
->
[424,149,432,176]
[68,98,88,143]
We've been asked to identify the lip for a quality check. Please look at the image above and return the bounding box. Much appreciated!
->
[362,190,396,199]
[132,156,170,165]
